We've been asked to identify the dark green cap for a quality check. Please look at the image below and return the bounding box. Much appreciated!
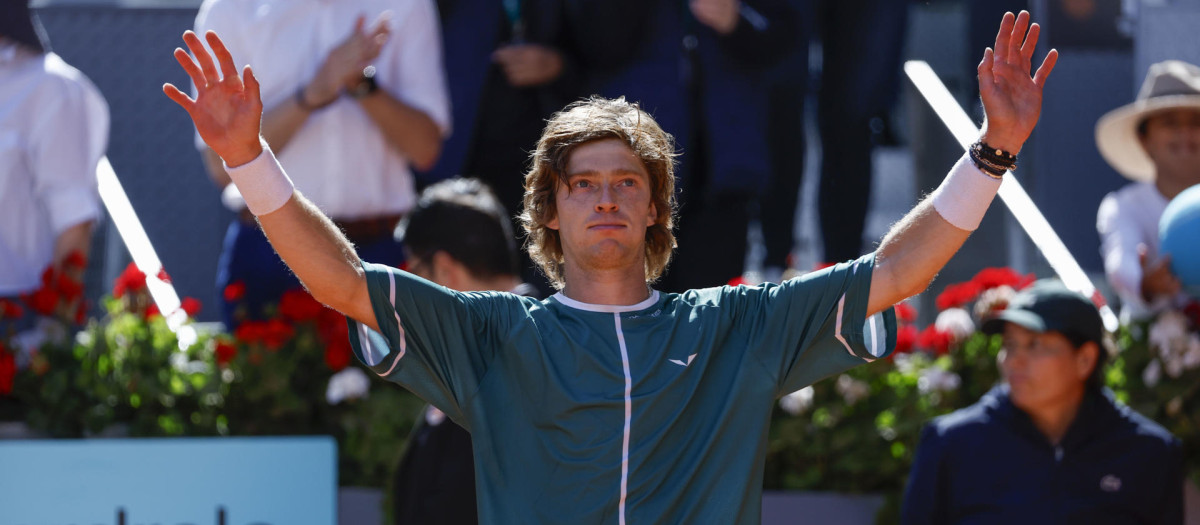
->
[982,279,1104,348]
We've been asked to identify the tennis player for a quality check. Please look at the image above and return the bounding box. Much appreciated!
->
[165,11,1056,523]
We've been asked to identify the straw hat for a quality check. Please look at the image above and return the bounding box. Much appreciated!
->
[1095,60,1200,182]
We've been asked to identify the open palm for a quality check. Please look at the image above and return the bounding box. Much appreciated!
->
[163,31,264,167]
[978,11,1059,153]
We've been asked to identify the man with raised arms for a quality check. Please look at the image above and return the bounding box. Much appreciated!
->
[164,11,1056,524]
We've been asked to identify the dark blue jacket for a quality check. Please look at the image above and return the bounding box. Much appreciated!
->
[565,0,796,196]
[422,0,579,183]
[902,385,1183,525]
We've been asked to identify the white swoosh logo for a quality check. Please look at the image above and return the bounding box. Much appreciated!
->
[669,354,697,367]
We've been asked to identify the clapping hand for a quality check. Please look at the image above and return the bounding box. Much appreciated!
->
[305,14,391,106]
[977,11,1059,155]
[690,0,740,35]
[163,30,264,167]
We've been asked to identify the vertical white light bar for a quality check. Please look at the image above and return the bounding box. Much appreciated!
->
[96,157,197,345]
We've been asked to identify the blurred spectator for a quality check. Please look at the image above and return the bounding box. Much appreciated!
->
[566,0,797,291]
[391,178,539,525]
[902,280,1182,524]
[760,0,910,279]
[191,0,451,328]
[967,0,1028,112]
[1096,60,1200,320]
[0,1,108,322]
[425,0,581,294]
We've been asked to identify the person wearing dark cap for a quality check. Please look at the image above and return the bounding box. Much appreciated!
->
[901,279,1183,524]
[0,3,108,319]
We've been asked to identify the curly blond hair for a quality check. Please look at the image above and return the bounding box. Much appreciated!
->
[520,97,678,289]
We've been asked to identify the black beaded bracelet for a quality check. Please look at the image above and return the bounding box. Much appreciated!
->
[968,145,1008,179]
[969,141,1016,179]
[972,141,1017,166]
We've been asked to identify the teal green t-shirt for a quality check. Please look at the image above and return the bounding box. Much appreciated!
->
[347,253,895,524]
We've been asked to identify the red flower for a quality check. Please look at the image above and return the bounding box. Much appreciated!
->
[895,324,918,354]
[41,266,55,288]
[25,287,59,316]
[261,319,294,351]
[895,301,918,323]
[279,289,323,323]
[234,321,267,345]
[113,263,146,298]
[156,268,172,284]
[1184,301,1200,330]
[180,297,202,317]
[970,267,1035,292]
[0,347,15,395]
[74,302,87,325]
[0,299,23,319]
[214,341,238,367]
[62,251,87,270]
[936,282,981,311]
[917,325,953,355]
[727,276,749,287]
[145,303,161,320]
[223,281,246,302]
[324,337,352,371]
[56,273,84,302]
[0,348,15,395]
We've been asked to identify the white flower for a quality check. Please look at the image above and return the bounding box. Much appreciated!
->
[1165,354,1185,379]
[325,367,370,405]
[1149,310,1189,356]
[1184,335,1200,371]
[918,367,961,394]
[780,386,815,416]
[894,353,921,375]
[835,375,871,406]
[935,308,976,342]
[1143,359,1162,387]
[974,285,1016,320]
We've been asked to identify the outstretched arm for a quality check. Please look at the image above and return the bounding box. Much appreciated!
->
[866,11,1058,316]
[164,30,378,331]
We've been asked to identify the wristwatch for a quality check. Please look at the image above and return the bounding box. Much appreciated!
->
[349,65,378,99]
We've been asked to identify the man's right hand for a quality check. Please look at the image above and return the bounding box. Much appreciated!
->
[1140,245,1183,303]
[164,30,264,167]
[304,14,391,107]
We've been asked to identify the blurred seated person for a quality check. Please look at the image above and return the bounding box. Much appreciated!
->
[1096,60,1200,320]
[902,280,1182,524]
[1,1,108,334]
[391,177,539,525]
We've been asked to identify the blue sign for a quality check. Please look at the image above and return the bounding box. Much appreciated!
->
[0,437,336,525]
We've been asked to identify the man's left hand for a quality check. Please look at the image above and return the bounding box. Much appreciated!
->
[690,0,740,35]
[493,44,564,87]
[978,10,1058,155]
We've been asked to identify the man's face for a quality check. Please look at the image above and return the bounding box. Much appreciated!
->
[998,323,1092,412]
[1140,108,1200,181]
[546,138,658,274]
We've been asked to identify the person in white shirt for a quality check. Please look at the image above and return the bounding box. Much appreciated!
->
[0,1,108,299]
[191,0,451,327]
[1095,60,1200,320]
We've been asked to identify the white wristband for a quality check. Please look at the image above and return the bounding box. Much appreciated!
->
[223,148,295,216]
[931,153,1002,231]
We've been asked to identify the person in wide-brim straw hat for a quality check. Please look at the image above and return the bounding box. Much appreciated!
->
[1095,60,1200,319]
